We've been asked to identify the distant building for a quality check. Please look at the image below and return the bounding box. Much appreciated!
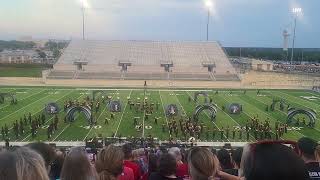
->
[0,50,33,63]
[0,50,42,64]
[251,59,274,71]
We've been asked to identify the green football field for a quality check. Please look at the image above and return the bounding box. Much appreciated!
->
[0,86,319,142]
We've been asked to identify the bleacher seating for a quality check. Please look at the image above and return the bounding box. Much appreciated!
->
[50,40,239,81]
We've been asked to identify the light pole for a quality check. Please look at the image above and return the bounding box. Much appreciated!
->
[291,7,302,64]
[82,3,85,40]
[205,0,213,41]
[80,0,90,40]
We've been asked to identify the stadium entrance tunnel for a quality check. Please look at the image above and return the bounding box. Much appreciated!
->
[287,108,317,127]
[194,92,209,104]
[193,104,218,122]
[0,93,17,104]
[66,106,95,125]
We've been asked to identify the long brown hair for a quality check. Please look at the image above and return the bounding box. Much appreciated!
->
[15,147,50,180]
[188,147,218,180]
[60,147,97,180]
[95,145,124,180]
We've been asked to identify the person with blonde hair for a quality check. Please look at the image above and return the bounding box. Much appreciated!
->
[187,147,218,180]
[96,145,133,180]
[188,147,239,180]
[15,147,50,180]
[60,147,97,180]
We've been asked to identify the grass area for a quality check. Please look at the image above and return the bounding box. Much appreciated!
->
[0,67,46,77]
[0,87,319,142]
[0,64,51,77]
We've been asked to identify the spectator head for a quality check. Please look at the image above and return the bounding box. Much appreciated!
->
[96,145,124,180]
[148,153,158,173]
[298,137,318,162]
[168,147,182,162]
[241,142,309,180]
[232,147,243,169]
[158,153,177,177]
[60,147,97,180]
[15,147,49,180]
[122,143,133,160]
[26,142,56,173]
[188,147,218,180]
[50,150,65,180]
[217,148,233,169]
[0,151,18,180]
[132,149,140,161]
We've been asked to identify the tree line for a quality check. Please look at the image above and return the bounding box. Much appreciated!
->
[0,41,36,52]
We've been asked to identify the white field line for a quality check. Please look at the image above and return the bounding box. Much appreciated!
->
[82,95,111,141]
[218,93,284,140]
[114,90,132,137]
[158,90,169,127]
[142,105,146,138]
[204,93,255,141]
[52,124,71,141]
[185,91,230,142]
[0,89,47,111]
[0,91,53,123]
[251,93,320,134]
[49,93,88,141]
[274,91,319,110]
[20,91,76,141]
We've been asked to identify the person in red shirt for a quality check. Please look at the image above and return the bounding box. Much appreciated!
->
[119,166,134,180]
[122,144,142,180]
[168,147,188,178]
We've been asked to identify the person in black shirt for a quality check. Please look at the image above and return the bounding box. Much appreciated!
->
[298,137,320,179]
[241,143,309,180]
[224,147,243,176]
[149,153,182,180]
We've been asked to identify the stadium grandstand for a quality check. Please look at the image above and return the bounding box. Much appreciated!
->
[46,40,239,81]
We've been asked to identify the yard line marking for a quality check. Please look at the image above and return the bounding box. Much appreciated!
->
[0,91,52,122]
[48,93,88,142]
[218,94,284,140]
[158,90,169,127]
[221,92,287,139]
[52,124,71,141]
[256,93,320,135]
[208,94,255,141]
[0,89,46,110]
[185,91,231,142]
[274,91,319,110]
[114,90,132,137]
[19,90,76,141]
[305,91,320,98]
[82,94,112,141]
[142,95,146,138]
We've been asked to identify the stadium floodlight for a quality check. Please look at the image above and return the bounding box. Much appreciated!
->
[290,7,303,64]
[204,0,213,41]
[292,7,302,14]
[205,0,213,9]
[81,0,90,9]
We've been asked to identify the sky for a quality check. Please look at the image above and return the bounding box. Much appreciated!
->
[0,0,319,47]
